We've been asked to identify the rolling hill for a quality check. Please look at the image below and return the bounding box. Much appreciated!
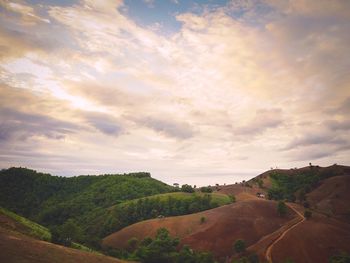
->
[0,207,127,263]
[102,164,350,263]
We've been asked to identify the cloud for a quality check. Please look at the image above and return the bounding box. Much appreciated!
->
[83,112,123,136]
[324,119,350,131]
[233,108,283,136]
[0,107,78,142]
[130,116,196,140]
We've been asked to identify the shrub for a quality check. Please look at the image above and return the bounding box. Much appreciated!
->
[127,237,138,251]
[233,239,246,253]
[200,216,206,224]
[181,184,194,193]
[200,186,213,193]
[304,210,312,220]
[329,251,350,263]
[277,201,287,217]
[229,195,236,203]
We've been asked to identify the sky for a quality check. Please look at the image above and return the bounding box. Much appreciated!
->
[0,0,349,186]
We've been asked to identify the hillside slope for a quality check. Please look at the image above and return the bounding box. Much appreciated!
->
[0,167,173,245]
[0,208,127,263]
[103,199,296,259]
[307,175,350,222]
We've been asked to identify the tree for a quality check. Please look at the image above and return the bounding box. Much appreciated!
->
[304,210,312,220]
[233,239,246,253]
[127,237,139,252]
[51,219,83,246]
[181,184,194,193]
[200,186,213,193]
[277,201,287,217]
[229,195,236,203]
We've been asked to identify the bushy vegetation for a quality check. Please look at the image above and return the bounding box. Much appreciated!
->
[277,201,287,217]
[267,165,349,202]
[106,228,215,263]
[181,184,195,193]
[329,251,350,263]
[233,239,246,253]
[304,210,312,220]
[200,186,213,193]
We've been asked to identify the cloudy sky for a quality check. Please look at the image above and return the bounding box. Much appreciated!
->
[0,0,349,186]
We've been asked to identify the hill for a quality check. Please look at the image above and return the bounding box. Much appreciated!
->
[0,207,127,263]
[0,167,174,246]
[88,191,234,238]
[103,199,296,260]
[103,164,350,262]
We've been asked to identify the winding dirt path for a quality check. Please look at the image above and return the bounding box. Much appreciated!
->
[265,204,305,263]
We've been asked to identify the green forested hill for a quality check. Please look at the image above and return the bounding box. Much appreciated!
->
[0,167,174,245]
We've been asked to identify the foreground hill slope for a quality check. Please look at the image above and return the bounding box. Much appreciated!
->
[103,198,296,259]
[0,208,127,263]
[270,207,350,263]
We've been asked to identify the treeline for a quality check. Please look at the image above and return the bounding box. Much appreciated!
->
[105,228,215,263]
[90,193,225,240]
[267,164,349,202]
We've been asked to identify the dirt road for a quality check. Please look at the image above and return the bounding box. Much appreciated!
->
[265,203,305,262]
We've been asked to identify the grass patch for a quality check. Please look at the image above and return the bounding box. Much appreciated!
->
[0,206,51,241]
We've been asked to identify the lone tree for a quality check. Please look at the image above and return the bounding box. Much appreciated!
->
[277,201,287,217]
[233,239,246,253]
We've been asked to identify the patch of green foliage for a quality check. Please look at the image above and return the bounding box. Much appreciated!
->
[200,186,213,193]
[329,251,350,263]
[267,165,348,201]
[233,239,246,253]
[108,228,215,263]
[181,184,195,193]
[0,206,51,241]
[277,201,287,217]
[304,210,312,220]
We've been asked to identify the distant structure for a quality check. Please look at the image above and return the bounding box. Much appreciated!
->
[256,192,265,199]
[173,183,179,188]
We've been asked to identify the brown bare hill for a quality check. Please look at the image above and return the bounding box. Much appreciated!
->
[103,199,296,259]
[270,211,350,263]
[0,211,127,263]
[307,174,350,222]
